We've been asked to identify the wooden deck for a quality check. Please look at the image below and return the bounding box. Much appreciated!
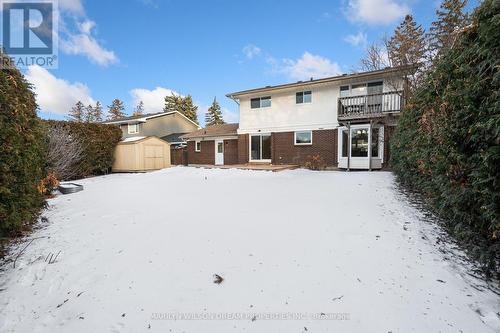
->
[188,164,300,172]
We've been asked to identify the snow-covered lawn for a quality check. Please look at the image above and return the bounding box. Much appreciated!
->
[1,167,499,332]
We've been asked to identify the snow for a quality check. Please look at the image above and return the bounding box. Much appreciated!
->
[0,167,499,332]
[121,136,146,142]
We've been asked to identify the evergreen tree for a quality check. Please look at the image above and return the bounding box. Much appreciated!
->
[427,0,469,59]
[205,97,225,126]
[107,99,126,120]
[93,101,103,122]
[133,100,144,116]
[84,104,94,122]
[163,93,199,124]
[387,15,426,95]
[68,101,85,122]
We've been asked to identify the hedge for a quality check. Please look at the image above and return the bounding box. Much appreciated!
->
[44,120,122,180]
[0,56,47,237]
[390,0,499,275]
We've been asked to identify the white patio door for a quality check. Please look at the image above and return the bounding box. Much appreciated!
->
[215,140,224,165]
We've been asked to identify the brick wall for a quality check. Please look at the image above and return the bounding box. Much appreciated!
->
[186,140,215,165]
[272,129,338,167]
[224,139,238,165]
[237,134,249,164]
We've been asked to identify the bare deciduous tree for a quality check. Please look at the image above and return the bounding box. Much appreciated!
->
[47,126,84,181]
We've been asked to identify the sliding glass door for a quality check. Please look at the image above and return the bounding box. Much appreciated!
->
[250,134,271,161]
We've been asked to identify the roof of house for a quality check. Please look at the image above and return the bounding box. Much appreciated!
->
[102,111,200,128]
[160,132,188,144]
[226,65,416,98]
[181,123,239,139]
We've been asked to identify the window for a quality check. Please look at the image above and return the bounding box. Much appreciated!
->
[341,129,349,157]
[195,141,201,152]
[250,96,271,109]
[351,83,367,96]
[128,123,138,134]
[296,91,312,104]
[295,131,312,145]
[217,142,223,153]
[340,85,350,97]
[351,128,369,157]
[250,134,271,160]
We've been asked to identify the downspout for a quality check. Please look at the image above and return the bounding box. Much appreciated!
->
[347,121,351,172]
[368,120,372,171]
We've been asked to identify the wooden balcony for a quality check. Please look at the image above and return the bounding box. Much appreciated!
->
[338,91,404,121]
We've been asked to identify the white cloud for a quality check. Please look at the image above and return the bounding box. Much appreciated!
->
[345,0,410,25]
[280,52,343,81]
[344,32,368,47]
[130,87,181,114]
[59,0,85,15]
[242,44,261,59]
[25,65,95,116]
[60,19,118,66]
[222,107,239,124]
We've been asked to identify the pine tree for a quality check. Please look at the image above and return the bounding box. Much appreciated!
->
[163,93,199,124]
[181,95,198,124]
[84,104,94,122]
[68,101,85,122]
[205,97,225,126]
[93,101,103,122]
[133,100,144,116]
[427,0,469,59]
[107,99,126,120]
[387,15,426,95]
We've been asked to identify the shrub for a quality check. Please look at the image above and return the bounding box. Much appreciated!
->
[390,0,499,275]
[0,55,47,236]
[305,154,327,171]
[46,125,84,180]
[44,120,122,180]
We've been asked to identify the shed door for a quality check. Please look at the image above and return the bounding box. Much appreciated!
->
[144,145,164,170]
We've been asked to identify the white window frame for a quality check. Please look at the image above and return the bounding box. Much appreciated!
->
[296,91,312,104]
[127,123,138,134]
[195,140,201,152]
[250,96,272,109]
[294,131,313,145]
[249,134,272,162]
[337,125,384,163]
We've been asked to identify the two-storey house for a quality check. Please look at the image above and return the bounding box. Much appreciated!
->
[182,66,411,169]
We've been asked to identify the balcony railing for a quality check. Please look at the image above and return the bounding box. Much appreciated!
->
[338,91,404,120]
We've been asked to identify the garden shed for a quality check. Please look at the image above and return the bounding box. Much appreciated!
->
[112,136,171,172]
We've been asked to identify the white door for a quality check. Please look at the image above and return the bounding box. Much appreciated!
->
[215,140,224,165]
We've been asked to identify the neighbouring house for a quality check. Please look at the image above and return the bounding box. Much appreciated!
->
[103,111,200,170]
[181,123,239,165]
[112,136,171,172]
[182,66,410,169]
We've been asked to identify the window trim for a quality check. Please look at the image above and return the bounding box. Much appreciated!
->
[339,80,384,97]
[294,131,313,146]
[127,123,138,134]
[250,96,272,109]
[296,90,312,104]
[195,140,201,152]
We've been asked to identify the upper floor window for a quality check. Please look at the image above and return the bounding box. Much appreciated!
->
[340,81,383,97]
[128,123,138,134]
[251,96,271,109]
[340,85,350,98]
[296,91,312,104]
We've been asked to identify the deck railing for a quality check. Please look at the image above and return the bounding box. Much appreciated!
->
[338,91,404,120]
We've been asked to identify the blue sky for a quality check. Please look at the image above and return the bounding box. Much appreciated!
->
[17,0,479,125]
